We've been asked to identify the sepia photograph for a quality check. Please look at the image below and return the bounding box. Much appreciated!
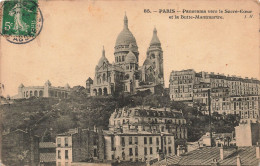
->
[0,0,259,166]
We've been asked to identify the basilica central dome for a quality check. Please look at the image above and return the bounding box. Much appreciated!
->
[115,14,137,49]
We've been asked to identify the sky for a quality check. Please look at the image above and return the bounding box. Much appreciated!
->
[0,0,259,96]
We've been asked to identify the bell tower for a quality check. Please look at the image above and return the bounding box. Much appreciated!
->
[146,27,164,86]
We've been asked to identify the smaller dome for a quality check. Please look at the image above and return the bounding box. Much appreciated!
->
[98,56,109,67]
[97,46,109,67]
[143,58,153,66]
[125,51,137,63]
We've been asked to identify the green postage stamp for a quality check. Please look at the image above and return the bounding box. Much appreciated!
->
[1,0,43,44]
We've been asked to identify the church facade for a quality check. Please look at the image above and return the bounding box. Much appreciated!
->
[88,14,164,96]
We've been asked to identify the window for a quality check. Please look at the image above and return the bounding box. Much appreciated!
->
[57,150,61,159]
[144,137,147,144]
[121,137,125,147]
[93,138,97,145]
[168,137,171,144]
[156,137,159,146]
[57,138,61,147]
[135,147,138,156]
[168,147,172,154]
[129,137,132,145]
[150,147,153,154]
[94,149,97,157]
[157,147,159,152]
[134,137,138,144]
[111,136,114,149]
[144,147,147,155]
[149,137,153,144]
[129,148,133,156]
[161,126,165,132]
[65,137,68,147]
[65,150,68,159]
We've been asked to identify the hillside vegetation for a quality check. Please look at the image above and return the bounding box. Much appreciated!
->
[0,89,240,142]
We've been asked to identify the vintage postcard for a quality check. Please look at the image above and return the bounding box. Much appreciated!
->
[0,0,259,166]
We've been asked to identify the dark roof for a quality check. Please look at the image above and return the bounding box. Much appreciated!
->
[152,146,259,166]
[72,86,85,91]
[115,108,184,119]
[195,73,202,77]
[39,142,56,148]
[57,128,78,136]
[40,153,56,162]
[86,77,93,82]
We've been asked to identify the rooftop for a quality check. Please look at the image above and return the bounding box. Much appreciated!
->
[112,107,184,119]
[40,153,56,163]
[39,142,56,149]
[103,130,174,136]
[152,146,259,166]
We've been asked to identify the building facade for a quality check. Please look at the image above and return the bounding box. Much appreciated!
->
[56,128,105,166]
[2,129,40,166]
[169,69,260,119]
[235,121,260,147]
[12,80,71,99]
[103,107,185,162]
[103,131,175,162]
[88,14,164,96]
[105,107,187,158]
[39,142,56,166]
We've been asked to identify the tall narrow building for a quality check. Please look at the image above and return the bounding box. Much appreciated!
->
[141,27,164,87]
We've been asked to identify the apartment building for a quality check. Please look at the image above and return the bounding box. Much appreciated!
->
[103,131,175,162]
[169,69,260,118]
[56,128,104,166]
[108,107,187,141]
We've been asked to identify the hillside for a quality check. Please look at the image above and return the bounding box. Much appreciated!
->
[0,90,240,142]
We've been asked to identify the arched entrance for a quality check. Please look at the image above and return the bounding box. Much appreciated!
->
[98,88,102,96]
[34,90,38,97]
[58,92,61,98]
[93,89,97,96]
[39,91,43,97]
[104,88,108,95]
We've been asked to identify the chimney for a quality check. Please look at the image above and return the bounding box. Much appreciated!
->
[256,142,260,159]
[177,145,183,156]
[220,144,224,160]
[211,159,220,166]
[236,155,241,166]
